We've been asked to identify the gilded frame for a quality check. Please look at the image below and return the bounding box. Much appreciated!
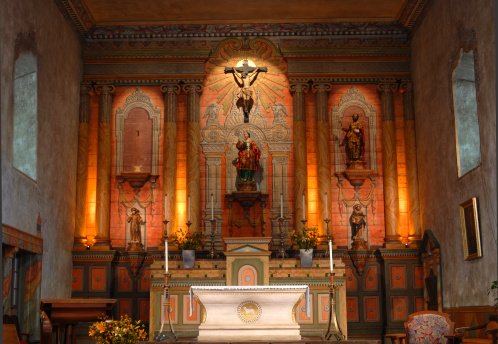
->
[459,197,482,260]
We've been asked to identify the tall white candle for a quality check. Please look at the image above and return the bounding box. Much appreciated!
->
[211,193,214,219]
[329,240,333,272]
[164,194,167,220]
[280,193,283,218]
[188,195,191,222]
[165,240,169,273]
[325,192,328,219]
[302,193,305,220]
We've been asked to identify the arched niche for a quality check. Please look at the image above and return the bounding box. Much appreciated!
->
[115,88,161,175]
[331,86,378,173]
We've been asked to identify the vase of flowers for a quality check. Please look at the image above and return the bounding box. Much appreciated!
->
[290,226,319,268]
[171,227,204,268]
[89,314,147,344]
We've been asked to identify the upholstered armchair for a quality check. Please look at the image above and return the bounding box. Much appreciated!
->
[454,316,498,344]
[386,310,461,344]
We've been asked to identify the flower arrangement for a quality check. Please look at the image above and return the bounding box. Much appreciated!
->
[170,227,204,250]
[290,226,319,250]
[89,315,147,344]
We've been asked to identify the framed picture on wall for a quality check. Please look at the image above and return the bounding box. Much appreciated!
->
[459,197,482,260]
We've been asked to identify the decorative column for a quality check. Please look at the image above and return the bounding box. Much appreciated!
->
[400,82,422,246]
[377,82,402,247]
[160,84,180,239]
[94,84,115,249]
[290,83,309,231]
[74,82,92,249]
[183,84,203,231]
[313,83,333,241]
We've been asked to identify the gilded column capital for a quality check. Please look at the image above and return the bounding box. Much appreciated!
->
[376,82,398,94]
[182,84,203,94]
[311,83,332,93]
[94,84,116,95]
[160,84,181,94]
[80,81,93,96]
[290,84,309,94]
[399,81,413,94]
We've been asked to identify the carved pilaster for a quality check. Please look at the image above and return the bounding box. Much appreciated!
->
[400,82,421,246]
[94,84,115,248]
[74,82,93,248]
[377,82,401,247]
[313,83,333,241]
[160,84,180,237]
[290,84,309,231]
[183,84,203,232]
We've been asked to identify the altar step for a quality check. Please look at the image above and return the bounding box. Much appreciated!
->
[156,339,381,344]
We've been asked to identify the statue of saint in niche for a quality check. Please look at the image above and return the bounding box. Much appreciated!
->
[127,207,145,243]
[235,132,261,191]
[341,113,365,166]
[350,204,366,243]
[225,59,267,118]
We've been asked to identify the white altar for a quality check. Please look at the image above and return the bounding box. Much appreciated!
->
[190,285,309,342]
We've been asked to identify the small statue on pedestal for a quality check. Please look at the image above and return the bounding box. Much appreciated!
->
[127,207,145,251]
[341,113,365,169]
[236,132,261,191]
[350,204,368,250]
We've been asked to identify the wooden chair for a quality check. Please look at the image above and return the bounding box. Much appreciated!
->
[386,310,462,344]
[454,317,498,344]
[3,315,31,344]
[3,324,20,344]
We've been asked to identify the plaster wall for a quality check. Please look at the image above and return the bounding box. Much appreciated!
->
[1,0,82,298]
[411,0,496,307]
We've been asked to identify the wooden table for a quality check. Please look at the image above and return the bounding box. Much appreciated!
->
[40,299,116,344]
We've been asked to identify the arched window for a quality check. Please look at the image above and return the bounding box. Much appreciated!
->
[13,53,37,180]
[452,49,481,177]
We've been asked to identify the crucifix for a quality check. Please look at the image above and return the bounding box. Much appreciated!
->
[225,59,267,121]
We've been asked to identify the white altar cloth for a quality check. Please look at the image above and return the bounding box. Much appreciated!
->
[190,285,309,341]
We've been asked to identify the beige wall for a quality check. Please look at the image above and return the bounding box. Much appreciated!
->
[411,0,496,307]
[1,0,82,298]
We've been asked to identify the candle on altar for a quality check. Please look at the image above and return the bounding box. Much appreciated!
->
[211,193,214,220]
[329,240,333,272]
[188,195,191,222]
[302,193,305,220]
[280,193,283,218]
[325,192,328,219]
[165,240,169,273]
[164,194,167,220]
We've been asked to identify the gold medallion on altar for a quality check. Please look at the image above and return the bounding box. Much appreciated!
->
[237,301,262,323]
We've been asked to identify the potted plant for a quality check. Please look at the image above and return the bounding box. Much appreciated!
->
[89,314,147,344]
[290,226,319,268]
[171,227,204,268]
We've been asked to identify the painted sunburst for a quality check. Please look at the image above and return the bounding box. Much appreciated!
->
[205,38,288,114]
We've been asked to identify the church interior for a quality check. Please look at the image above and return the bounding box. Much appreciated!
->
[1,0,497,342]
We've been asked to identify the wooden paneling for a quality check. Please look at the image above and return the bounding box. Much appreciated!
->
[414,296,425,312]
[347,296,359,322]
[89,266,107,292]
[138,299,150,321]
[345,265,358,292]
[390,296,408,322]
[412,265,424,289]
[71,267,84,292]
[138,268,151,292]
[363,296,380,322]
[363,264,379,292]
[117,266,132,292]
[389,264,407,290]
[118,299,132,318]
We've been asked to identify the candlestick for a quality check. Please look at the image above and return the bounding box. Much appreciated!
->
[280,193,283,218]
[211,193,214,220]
[188,195,191,222]
[328,240,333,272]
[325,192,328,219]
[302,193,305,220]
[165,240,169,273]
[164,194,167,220]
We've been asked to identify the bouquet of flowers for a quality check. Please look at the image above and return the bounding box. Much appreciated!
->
[289,226,319,250]
[89,315,147,344]
[170,227,204,251]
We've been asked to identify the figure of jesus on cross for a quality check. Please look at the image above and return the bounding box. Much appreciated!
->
[225,59,267,120]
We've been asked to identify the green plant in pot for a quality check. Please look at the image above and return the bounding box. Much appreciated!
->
[290,226,318,268]
[171,227,204,268]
